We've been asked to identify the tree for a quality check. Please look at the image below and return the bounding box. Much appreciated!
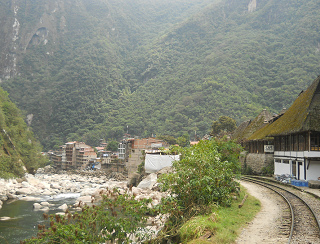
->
[159,138,241,210]
[156,135,177,145]
[210,116,237,136]
[106,140,118,152]
[176,133,190,147]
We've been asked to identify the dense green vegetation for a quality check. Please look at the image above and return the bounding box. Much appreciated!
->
[156,138,241,242]
[160,139,241,209]
[210,116,237,136]
[0,88,47,178]
[1,0,320,149]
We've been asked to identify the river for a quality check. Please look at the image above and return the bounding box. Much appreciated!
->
[0,193,80,244]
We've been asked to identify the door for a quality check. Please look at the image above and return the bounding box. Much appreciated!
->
[292,161,297,178]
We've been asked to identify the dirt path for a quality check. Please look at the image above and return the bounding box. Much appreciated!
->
[235,180,287,244]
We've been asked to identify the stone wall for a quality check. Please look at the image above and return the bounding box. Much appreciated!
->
[127,149,144,178]
[101,163,126,173]
[241,152,274,174]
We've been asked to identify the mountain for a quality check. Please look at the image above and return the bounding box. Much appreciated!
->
[0,87,46,178]
[1,0,320,149]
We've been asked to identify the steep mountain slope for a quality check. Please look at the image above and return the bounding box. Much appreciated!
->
[121,0,320,138]
[1,0,320,149]
[0,87,46,178]
[1,0,218,148]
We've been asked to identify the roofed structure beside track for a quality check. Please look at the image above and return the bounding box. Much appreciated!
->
[236,75,320,181]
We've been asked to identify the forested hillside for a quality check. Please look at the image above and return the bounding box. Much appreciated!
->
[0,88,46,178]
[1,0,320,149]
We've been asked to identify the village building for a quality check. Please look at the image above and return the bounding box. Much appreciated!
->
[236,75,320,181]
[52,141,97,170]
[119,137,169,177]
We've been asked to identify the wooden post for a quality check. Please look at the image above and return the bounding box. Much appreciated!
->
[238,194,248,208]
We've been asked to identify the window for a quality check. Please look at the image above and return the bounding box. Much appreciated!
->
[285,136,291,151]
[274,137,280,151]
[298,134,305,151]
[293,135,298,151]
[311,132,320,151]
[281,136,285,151]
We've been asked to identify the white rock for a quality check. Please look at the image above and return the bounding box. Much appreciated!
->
[0,216,11,221]
[7,193,18,199]
[0,182,6,191]
[20,196,41,201]
[135,195,146,201]
[57,203,68,211]
[132,187,142,195]
[50,183,61,189]
[36,181,51,190]
[80,188,96,196]
[33,203,42,210]
[137,174,158,189]
[41,189,53,195]
[40,202,50,206]
[40,207,50,212]
[11,179,18,184]
[76,195,92,203]
[16,188,33,195]
[0,195,8,201]
[26,175,41,186]
[152,199,159,206]
[21,181,31,188]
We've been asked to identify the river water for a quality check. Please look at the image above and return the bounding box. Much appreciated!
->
[0,193,80,244]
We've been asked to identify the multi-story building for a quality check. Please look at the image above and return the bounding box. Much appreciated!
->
[76,146,97,169]
[52,141,97,170]
[118,138,133,161]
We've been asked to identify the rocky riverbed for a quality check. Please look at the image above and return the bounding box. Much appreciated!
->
[0,166,166,221]
[0,166,171,243]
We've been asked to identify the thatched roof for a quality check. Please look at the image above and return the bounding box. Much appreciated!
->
[248,75,320,140]
[233,109,273,141]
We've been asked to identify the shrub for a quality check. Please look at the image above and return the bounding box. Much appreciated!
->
[261,163,274,176]
[22,189,158,244]
[159,138,242,211]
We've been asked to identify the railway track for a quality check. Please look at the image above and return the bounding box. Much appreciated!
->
[241,176,320,243]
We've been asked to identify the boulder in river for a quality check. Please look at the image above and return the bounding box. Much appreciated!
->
[137,173,158,189]
[57,203,68,211]
[33,203,42,210]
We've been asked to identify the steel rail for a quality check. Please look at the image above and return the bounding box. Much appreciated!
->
[243,176,320,236]
[241,177,294,243]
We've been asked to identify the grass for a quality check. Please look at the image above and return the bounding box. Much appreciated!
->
[178,186,261,244]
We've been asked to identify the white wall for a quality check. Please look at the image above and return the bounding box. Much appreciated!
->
[145,154,180,173]
[298,161,305,180]
[306,160,320,181]
[274,161,290,175]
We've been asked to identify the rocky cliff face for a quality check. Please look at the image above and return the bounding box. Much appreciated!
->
[248,0,257,12]
[0,1,15,81]
[0,0,65,81]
